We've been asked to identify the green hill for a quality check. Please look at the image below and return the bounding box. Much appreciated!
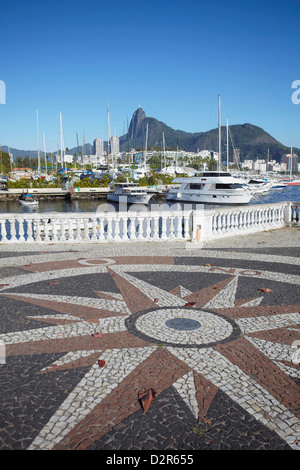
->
[119,108,294,163]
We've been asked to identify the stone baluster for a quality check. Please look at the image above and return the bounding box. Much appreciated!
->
[145,215,152,240]
[245,210,249,230]
[98,218,105,241]
[26,218,34,242]
[9,219,17,242]
[160,215,168,240]
[136,216,144,240]
[210,214,215,235]
[216,214,221,234]
[51,219,59,242]
[0,220,5,242]
[66,219,73,242]
[262,208,266,227]
[34,218,42,243]
[249,210,253,230]
[17,217,25,242]
[121,215,128,240]
[228,212,234,233]
[74,219,81,242]
[221,212,226,234]
[174,215,183,240]
[106,216,113,241]
[113,217,121,241]
[127,216,134,240]
[60,218,66,242]
[90,218,97,242]
[232,212,237,232]
[170,215,176,239]
[83,219,90,242]
[152,215,159,240]
[43,219,51,242]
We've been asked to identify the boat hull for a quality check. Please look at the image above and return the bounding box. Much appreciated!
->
[19,201,39,206]
[107,193,153,204]
[166,191,252,205]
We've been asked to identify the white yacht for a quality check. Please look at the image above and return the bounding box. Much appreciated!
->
[107,182,153,204]
[245,178,273,194]
[166,171,253,205]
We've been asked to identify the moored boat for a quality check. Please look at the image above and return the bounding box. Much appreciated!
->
[107,182,153,204]
[19,194,39,206]
[166,171,253,205]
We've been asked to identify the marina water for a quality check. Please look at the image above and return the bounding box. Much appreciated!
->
[0,185,299,214]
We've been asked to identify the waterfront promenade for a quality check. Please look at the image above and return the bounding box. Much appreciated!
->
[0,226,299,451]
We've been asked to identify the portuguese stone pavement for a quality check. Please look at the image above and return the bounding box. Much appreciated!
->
[0,227,299,452]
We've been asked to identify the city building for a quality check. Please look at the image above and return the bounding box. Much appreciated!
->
[110,136,120,155]
[93,138,104,157]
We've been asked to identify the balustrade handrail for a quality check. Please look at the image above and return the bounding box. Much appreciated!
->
[0,201,298,244]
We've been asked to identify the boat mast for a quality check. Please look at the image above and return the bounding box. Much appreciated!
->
[37,108,41,176]
[218,94,221,171]
[163,132,166,168]
[107,100,111,168]
[43,131,47,176]
[144,123,148,171]
[60,112,64,170]
[226,118,229,172]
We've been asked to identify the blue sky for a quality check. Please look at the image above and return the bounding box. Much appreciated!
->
[1,0,300,154]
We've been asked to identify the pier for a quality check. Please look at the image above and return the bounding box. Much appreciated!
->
[0,185,169,201]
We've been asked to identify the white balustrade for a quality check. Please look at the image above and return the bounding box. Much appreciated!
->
[0,210,193,244]
[192,201,292,243]
[0,202,298,244]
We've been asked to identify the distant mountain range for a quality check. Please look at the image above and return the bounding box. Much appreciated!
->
[2,108,297,163]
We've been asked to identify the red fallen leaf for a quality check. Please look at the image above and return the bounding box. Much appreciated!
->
[92,332,103,338]
[138,388,156,413]
[184,302,196,307]
[259,288,272,293]
[98,360,105,367]
[0,284,9,288]
[48,281,59,285]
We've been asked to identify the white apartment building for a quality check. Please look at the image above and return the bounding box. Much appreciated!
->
[110,136,120,155]
[93,138,104,157]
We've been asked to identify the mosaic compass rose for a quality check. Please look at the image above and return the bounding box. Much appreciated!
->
[0,255,299,450]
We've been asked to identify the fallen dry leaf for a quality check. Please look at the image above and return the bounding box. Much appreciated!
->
[184,302,196,307]
[138,388,156,413]
[92,332,103,338]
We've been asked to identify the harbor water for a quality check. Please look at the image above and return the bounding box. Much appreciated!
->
[0,185,299,214]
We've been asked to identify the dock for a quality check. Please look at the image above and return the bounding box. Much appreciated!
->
[0,186,169,201]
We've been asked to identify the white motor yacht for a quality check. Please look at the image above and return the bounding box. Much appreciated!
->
[245,178,273,194]
[166,171,253,205]
[107,182,153,204]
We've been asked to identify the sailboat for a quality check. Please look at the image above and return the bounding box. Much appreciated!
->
[285,147,300,185]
